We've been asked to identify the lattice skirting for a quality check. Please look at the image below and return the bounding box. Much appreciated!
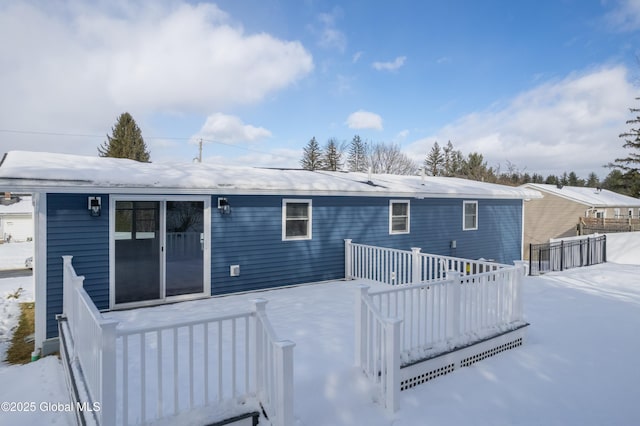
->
[400,325,528,391]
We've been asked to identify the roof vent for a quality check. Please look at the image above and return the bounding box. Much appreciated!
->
[556,183,563,189]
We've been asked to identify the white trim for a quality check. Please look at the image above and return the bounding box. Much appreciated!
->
[109,195,211,310]
[463,200,478,231]
[389,200,410,235]
[0,182,538,200]
[281,198,313,241]
[33,192,47,351]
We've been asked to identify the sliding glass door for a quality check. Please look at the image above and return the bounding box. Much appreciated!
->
[112,197,209,307]
[166,201,204,297]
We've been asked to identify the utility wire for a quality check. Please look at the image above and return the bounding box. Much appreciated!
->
[0,128,281,158]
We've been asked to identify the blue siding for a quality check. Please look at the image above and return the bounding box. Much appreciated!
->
[46,194,110,338]
[210,196,522,295]
[44,193,522,338]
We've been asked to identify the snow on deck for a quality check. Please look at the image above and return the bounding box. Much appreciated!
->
[102,265,640,426]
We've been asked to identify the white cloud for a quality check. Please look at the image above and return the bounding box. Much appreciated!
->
[604,0,640,32]
[314,9,346,52]
[193,113,271,144]
[372,56,406,71]
[0,1,313,155]
[405,66,636,178]
[346,110,383,131]
[352,51,363,63]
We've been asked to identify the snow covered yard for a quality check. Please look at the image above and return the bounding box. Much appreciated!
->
[0,234,639,425]
[0,241,33,270]
[102,262,640,426]
[0,274,75,426]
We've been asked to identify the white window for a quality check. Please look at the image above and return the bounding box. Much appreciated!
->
[282,199,312,240]
[629,208,633,218]
[614,208,621,218]
[389,200,410,234]
[463,201,478,231]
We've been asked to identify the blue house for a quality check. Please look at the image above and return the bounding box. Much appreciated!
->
[0,151,540,355]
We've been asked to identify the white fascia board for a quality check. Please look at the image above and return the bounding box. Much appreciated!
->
[0,181,538,200]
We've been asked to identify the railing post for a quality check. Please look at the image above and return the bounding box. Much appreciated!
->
[512,261,526,322]
[385,318,402,413]
[411,247,422,284]
[99,319,119,426]
[355,285,369,368]
[344,239,353,280]
[62,255,74,317]
[252,298,268,393]
[445,272,461,340]
[274,340,295,426]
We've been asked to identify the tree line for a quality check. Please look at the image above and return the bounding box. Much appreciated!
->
[300,98,640,197]
[97,98,639,198]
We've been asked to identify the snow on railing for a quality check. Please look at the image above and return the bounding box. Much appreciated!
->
[344,240,506,285]
[349,243,526,413]
[354,286,401,413]
[62,257,294,426]
[62,255,117,426]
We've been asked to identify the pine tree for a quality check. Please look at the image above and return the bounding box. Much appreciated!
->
[300,137,323,170]
[98,112,150,162]
[323,138,342,171]
[443,141,463,177]
[424,141,444,176]
[347,135,368,172]
[586,172,600,188]
[609,98,640,196]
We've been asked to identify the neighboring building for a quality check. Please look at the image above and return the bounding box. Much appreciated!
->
[0,193,33,242]
[521,183,640,256]
[0,151,540,354]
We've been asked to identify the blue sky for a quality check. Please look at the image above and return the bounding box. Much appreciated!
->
[0,0,639,180]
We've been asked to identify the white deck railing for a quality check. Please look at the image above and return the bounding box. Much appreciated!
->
[61,256,294,426]
[345,239,506,285]
[349,243,526,413]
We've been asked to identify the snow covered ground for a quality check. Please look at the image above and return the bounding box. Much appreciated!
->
[0,240,33,270]
[0,237,639,425]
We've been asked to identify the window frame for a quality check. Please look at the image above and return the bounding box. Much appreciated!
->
[389,200,410,235]
[282,199,313,241]
[463,200,478,231]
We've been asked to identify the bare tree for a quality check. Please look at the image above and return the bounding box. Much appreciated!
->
[368,143,418,175]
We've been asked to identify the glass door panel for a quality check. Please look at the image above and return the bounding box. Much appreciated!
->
[165,201,205,297]
[114,201,161,304]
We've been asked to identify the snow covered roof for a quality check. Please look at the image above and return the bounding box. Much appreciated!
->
[522,183,640,207]
[0,151,541,199]
[0,196,32,215]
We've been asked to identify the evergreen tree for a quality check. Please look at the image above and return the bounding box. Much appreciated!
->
[586,172,600,188]
[545,175,558,185]
[300,137,323,170]
[568,171,581,187]
[602,169,626,191]
[531,173,545,183]
[98,112,150,162]
[424,141,444,176]
[442,141,464,177]
[609,98,640,196]
[323,138,342,171]
[461,152,495,182]
[347,135,368,172]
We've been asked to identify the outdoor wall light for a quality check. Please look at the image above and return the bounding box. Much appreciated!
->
[218,197,231,215]
[88,196,102,217]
